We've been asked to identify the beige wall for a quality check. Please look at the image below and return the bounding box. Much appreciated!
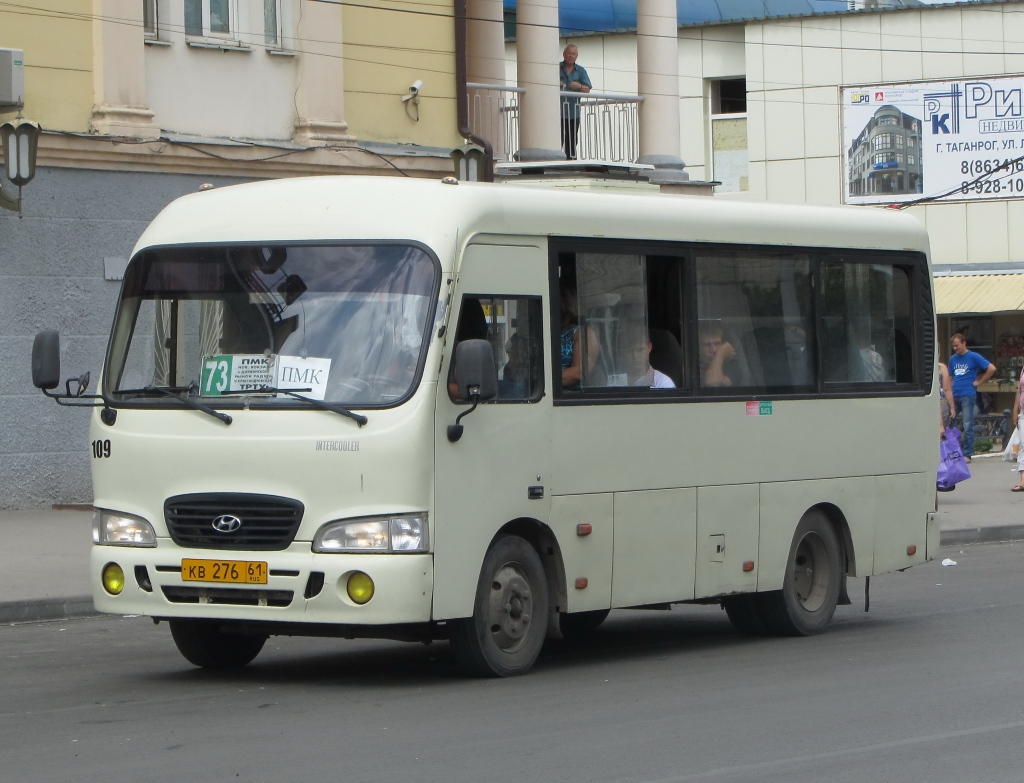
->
[342,0,461,147]
[0,0,93,132]
[743,6,1024,267]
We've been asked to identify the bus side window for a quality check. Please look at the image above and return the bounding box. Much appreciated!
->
[821,262,914,385]
[694,252,814,392]
[449,296,544,403]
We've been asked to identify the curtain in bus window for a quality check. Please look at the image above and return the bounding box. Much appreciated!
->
[574,253,651,388]
[694,253,814,392]
[821,263,913,385]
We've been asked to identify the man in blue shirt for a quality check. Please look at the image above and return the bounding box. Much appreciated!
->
[949,332,996,460]
[559,44,592,160]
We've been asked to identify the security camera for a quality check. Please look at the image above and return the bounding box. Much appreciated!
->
[409,80,423,94]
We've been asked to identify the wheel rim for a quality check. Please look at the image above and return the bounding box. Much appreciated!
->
[486,561,535,653]
[791,532,830,612]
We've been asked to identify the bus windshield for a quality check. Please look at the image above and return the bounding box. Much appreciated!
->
[106,243,439,407]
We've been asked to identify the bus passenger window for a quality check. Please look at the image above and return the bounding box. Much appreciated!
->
[821,263,914,385]
[695,253,814,393]
[449,296,544,403]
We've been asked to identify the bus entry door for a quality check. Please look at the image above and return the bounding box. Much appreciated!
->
[431,242,553,620]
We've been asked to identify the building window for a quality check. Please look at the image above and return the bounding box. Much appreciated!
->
[264,0,281,46]
[185,0,235,37]
[143,0,158,37]
[709,78,748,193]
[711,79,746,115]
[908,154,915,165]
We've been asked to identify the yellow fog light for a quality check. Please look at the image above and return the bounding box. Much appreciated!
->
[102,563,125,595]
[347,572,375,605]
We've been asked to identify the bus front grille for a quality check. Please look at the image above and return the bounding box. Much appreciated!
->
[161,586,294,608]
[164,493,304,551]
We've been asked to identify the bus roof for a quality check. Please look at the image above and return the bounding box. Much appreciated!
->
[133,175,930,261]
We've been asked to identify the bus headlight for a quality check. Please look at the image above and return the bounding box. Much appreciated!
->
[93,509,157,547]
[313,514,429,553]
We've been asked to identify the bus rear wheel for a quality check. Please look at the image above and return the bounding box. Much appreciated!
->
[759,510,841,636]
[169,619,267,669]
[449,535,549,677]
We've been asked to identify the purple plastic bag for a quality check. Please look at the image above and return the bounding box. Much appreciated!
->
[937,427,971,491]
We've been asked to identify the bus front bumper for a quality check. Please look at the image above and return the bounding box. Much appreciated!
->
[91,543,434,625]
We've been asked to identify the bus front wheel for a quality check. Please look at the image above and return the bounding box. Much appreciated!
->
[759,510,841,636]
[449,535,549,677]
[169,619,267,669]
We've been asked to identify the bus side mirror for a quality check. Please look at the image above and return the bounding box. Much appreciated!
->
[32,330,61,391]
[453,339,498,402]
[448,339,497,442]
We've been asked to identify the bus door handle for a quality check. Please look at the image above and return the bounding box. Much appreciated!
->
[528,486,544,499]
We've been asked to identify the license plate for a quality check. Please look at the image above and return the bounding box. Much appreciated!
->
[181,559,268,585]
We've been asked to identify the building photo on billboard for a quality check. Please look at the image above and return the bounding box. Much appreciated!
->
[843,77,1024,206]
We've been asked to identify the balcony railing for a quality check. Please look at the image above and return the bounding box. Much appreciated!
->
[466,85,643,164]
[563,92,643,163]
[467,82,523,162]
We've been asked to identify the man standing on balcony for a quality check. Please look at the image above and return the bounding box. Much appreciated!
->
[559,44,592,159]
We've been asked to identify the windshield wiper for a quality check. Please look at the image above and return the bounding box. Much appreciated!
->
[223,387,368,427]
[144,385,232,425]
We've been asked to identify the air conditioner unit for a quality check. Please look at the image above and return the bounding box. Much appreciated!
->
[0,48,25,109]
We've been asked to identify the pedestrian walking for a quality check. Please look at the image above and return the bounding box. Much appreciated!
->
[949,333,996,461]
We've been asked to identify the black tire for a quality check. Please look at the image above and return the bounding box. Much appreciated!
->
[723,596,770,636]
[759,510,842,636]
[169,619,267,669]
[558,609,610,640]
[449,535,549,677]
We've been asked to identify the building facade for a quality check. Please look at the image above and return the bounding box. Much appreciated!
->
[1,0,461,507]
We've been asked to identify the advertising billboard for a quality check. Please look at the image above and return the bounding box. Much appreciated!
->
[842,77,1024,205]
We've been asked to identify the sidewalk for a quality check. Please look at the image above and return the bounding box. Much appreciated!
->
[2,457,1021,624]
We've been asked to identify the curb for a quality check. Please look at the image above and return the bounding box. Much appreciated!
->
[940,525,1024,547]
[0,596,98,625]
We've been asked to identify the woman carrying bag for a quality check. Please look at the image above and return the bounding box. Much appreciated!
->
[1011,366,1024,491]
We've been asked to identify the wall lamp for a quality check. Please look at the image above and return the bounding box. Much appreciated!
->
[1,118,42,215]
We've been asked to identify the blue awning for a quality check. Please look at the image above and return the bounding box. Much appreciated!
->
[503,0,924,35]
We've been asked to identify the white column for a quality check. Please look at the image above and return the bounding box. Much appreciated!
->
[636,0,686,175]
[516,0,563,160]
[467,0,509,158]
[91,0,160,137]
[468,0,506,85]
[293,0,355,146]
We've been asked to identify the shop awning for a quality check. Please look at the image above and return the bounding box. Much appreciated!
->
[934,273,1024,315]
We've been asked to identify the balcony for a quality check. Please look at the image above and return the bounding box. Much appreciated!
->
[466,83,642,164]
[563,91,642,163]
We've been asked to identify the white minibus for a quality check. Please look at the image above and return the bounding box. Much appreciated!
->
[33,176,939,676]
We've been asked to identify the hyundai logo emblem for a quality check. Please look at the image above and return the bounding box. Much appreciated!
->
[211,514,243,533]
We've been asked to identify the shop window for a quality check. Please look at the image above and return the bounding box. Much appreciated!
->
[694,253,814,392]
[821,262,914,385]
[450,296,544,402]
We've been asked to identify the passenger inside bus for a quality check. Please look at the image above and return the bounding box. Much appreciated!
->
[699,323,736,387]
[616,328,675,388]
[560,282,600,390]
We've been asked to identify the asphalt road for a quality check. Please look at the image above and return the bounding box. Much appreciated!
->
[3,542,1022,783]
